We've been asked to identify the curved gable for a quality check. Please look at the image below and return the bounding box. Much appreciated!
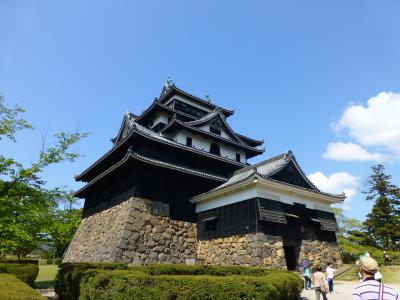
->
[269,160,317,191]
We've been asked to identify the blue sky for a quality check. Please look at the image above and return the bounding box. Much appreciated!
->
[1,1,400,220]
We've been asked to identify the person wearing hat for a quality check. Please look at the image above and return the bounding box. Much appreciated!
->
[353,256,399,300]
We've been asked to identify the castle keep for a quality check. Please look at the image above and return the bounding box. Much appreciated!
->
[64,82,344,269]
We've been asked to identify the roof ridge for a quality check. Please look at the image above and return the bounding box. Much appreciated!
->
[158,85,235,114]
[233,151,290,176]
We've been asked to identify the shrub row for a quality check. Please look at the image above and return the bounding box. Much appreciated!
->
[139,264,275,276]
[0,273,45,300]
[56,263,303,300]
[0,261,39,286]
[56,262,128,300]
[79,270,302,300]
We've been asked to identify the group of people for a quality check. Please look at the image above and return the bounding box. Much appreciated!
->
[302,262,336,300]
[302,254,399,300]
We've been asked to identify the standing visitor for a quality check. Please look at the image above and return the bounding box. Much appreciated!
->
[353,256,399,300]
[312,265,328,300]
[355,260,363,281]
[326,262,336,294]
[383,251,390,266]
[303,265,312,289]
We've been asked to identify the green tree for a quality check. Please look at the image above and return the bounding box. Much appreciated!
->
[333,207,363,237]
[47,194,82,257]
[0,95,87,258]
[363,164,400,250]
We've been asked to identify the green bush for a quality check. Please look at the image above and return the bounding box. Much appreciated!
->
[0,259,39,265]
[140,264,273,276]
[56,263,302,300]
[47,258,54,264]
[0,262,39,286]
[54,258,63,265]
[0,273,45,300]
[79,270,302,300]
[339,237,400,264]
[55,262,128,300]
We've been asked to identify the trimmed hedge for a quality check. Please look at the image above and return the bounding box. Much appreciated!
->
[56,263,128,300]
[140,264,273,276]
[0,261,39,286]
[0,273,45,300]
[56,263,303,300]
[79,270,302,300]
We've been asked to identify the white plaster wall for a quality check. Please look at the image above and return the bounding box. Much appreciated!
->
[169,130,246,163]
[152,112,170,127]
[195,184,333,213]
[199,124,232,141]
[165,95,212,113]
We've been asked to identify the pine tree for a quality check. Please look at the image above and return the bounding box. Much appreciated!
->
[363,164,400,250]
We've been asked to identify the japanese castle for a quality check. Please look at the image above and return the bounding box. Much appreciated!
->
[65,80,345,270]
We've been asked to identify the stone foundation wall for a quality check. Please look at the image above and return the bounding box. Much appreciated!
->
[300,240,342,267]
[63,197,197,265]
[197,233,286,268]
[65,197,341,268]
[197,233,342,269]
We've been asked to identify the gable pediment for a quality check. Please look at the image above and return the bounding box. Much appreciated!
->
[189,112,242,143]
[114,114,135,145]
[269,160,318,191]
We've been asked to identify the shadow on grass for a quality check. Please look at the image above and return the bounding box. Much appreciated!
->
[35,280,55,289]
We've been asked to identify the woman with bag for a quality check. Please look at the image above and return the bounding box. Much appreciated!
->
[312,265,328,300]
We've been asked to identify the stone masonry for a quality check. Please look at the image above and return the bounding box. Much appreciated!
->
[63,197,197,265]
[64,197,341,268]
[197,233,342,269]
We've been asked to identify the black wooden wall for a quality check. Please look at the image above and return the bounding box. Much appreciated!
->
[197,197,337,243]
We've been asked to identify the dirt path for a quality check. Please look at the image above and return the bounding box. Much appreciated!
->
[300,280,400,300]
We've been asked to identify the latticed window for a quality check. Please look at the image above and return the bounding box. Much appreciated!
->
[257,198,287,224]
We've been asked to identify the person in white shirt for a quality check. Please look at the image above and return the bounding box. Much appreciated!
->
[326,262,337,294]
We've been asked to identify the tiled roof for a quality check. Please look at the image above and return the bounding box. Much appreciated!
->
[75,114,246,181]
[134,100,196,124]
[74,149,227,197]
[185,109,223,126]
[161,118,264,156]
[194,151,346,200]
[158,85,235,117]
[128,119,250,164]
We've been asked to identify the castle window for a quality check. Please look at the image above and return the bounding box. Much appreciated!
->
[186,137,192,147]
[210,127,221,135]
[203,216,218,231]
[236,153,241,162]
[209,143,220,156]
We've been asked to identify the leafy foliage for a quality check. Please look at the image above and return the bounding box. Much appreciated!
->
[0,261,39,286]
[56,263,302,300]
[363,164,400,250]
[0,95,87,257]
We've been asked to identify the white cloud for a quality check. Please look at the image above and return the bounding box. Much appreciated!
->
[332,91,400,159]
[322,142,384,161]
[308,171,359,209]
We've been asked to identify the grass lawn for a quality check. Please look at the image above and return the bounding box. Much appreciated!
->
[0,274,45,300]
[35,264,59,289]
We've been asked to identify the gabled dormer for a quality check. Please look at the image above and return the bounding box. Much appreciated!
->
[112,112,136,145]
[185,109,244,144]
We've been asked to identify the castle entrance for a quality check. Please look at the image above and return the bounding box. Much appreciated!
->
[283,239,301,271]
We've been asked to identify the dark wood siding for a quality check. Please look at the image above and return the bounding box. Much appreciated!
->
[197,197,338,243]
